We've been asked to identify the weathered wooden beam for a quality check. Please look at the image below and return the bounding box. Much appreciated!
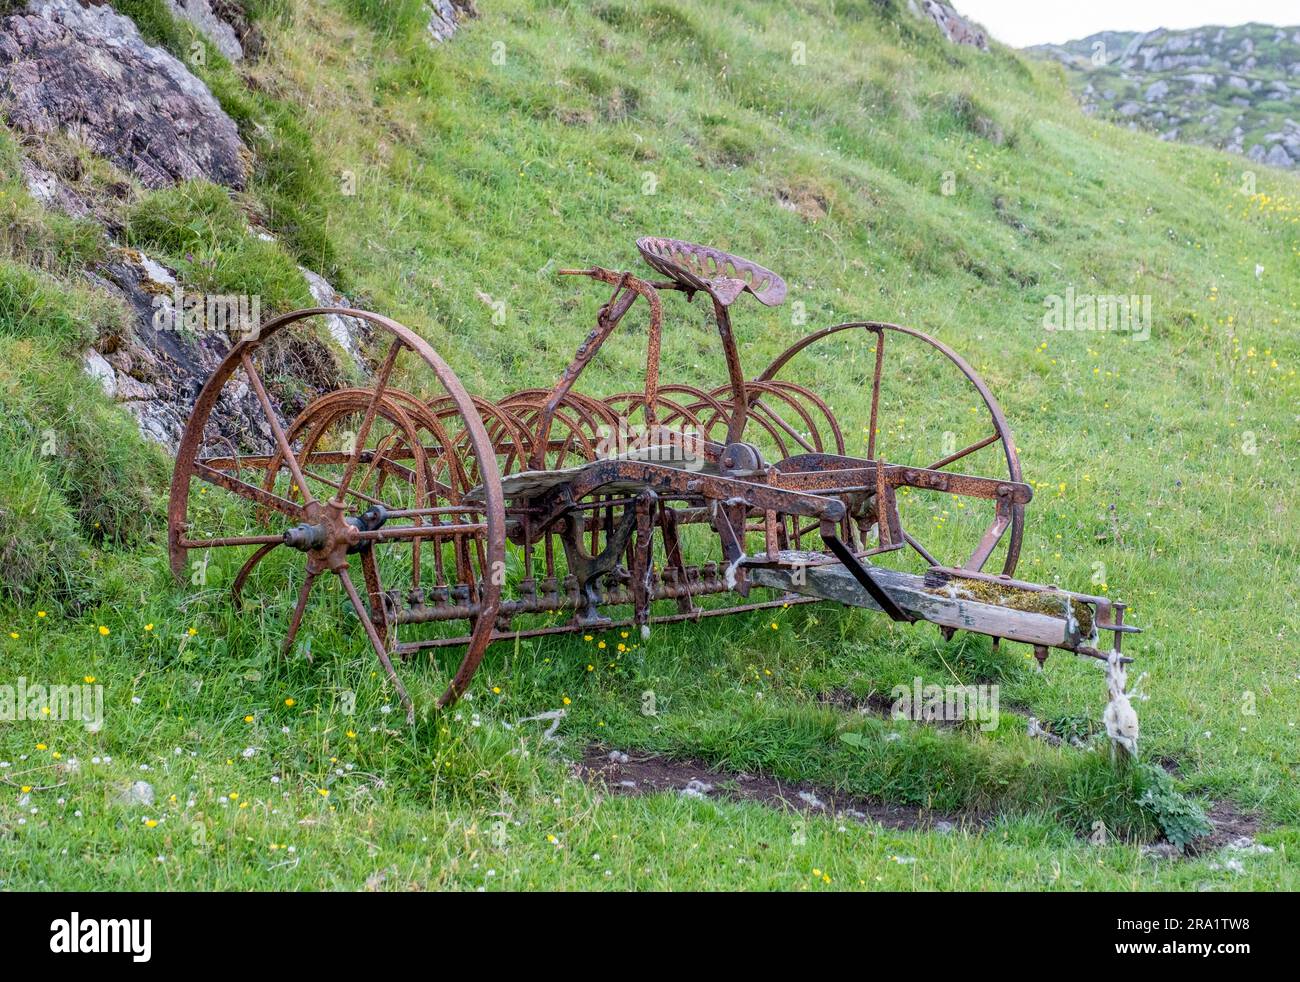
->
[749,561,1081,650]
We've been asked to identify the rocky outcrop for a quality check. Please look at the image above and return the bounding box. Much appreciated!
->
[910,0,988,51]
[85,249,265,451]
[84,249,364,453]
[0,0,249,188]
[1032,23,1300,169]
[1,1,386,452]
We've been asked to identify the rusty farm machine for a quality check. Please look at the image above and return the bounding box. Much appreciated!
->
[168,238,1139,728]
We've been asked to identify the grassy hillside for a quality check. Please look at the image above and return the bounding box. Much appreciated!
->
[1,0,1297,890]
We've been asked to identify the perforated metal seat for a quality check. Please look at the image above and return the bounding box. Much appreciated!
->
[636,236,787,307]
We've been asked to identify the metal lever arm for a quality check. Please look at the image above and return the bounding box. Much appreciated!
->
[822,534,916,623]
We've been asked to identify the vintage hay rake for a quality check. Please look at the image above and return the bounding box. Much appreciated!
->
[168,238,1137,723]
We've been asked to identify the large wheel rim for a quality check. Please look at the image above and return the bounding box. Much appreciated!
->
[167,307,506,714]
[758,320,1025,576]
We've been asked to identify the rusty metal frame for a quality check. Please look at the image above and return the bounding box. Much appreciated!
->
[167,241,1135,715]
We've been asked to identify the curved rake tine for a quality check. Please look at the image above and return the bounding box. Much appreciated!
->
[337,566,414,724]
[335,339,402,502]
[231,541,279,610]
[281,569,317,659]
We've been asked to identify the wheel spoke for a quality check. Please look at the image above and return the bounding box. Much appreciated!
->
[300,467,388,508]
[901,527,940,568]
[193,461,306,521]
[866,328,885,459]
[964,502,1013,572]
[928,431,1001,471]
[751,398,816,453]
[337,567,414,723]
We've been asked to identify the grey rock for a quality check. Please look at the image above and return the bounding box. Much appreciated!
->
[0,0,248,189]
[426,0,476,43]
[81,247,353,453]
[21,156,89,217]
[912,0,988,51]
[299,266,371,371]
[1141,842,1182,860]
[83,349,117,399]
[115,374,159,401]
[1116,101,1143,117]
[1247,144,1266,162]
[1225,835,1274,855]
[165,0,242,60]
[115,780,155,807]
[1227,75,1250,90]
[1264,144,1294,168]
[1144,79,1169,101]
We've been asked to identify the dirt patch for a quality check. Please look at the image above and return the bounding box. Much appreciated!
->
[1154,754,1182,776]
[575,745,974,833]
[1194,800,1265,854]
[775,183,829,222]
[816,687,897,717]
[816,687,1010,730]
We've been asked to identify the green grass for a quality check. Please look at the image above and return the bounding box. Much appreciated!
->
[125,181,315,314]
[1,0,1298,890]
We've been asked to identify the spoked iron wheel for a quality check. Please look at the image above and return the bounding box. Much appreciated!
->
[758,321,1025,576]
[167,308,506,719]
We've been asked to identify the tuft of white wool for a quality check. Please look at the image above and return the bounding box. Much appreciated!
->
[722,552,748,590]
[640,624,651,641]
[1102,650,1140,758]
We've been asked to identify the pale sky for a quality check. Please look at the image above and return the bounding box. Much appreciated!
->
[955,0,1299,48]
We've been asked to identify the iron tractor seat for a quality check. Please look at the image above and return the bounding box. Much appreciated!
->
[636,236,787,308]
